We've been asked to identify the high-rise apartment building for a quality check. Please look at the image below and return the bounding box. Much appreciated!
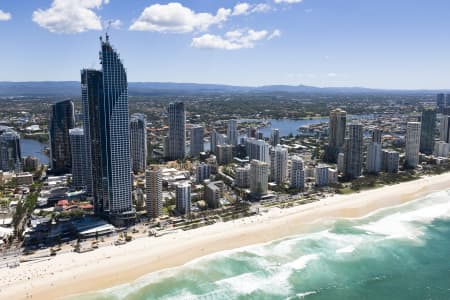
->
[344,123,363,179]
[145,167,162,219]
[130,113,147,174]
[81,35,133,224]
[195,162,210,183]
[210,129,225,154]
[167,102,186,160]
[0,128,21,172]
[366,142,382,174]
[49,99,75,174]
[439,115,450,143]
[176,182,191,215]
[69,128,86,190]
[326,108,347,162]
[381,150,399,173]
[315,164,329,187]
[419,108,436,155]
[290,156,304,190]
[246,138,270,164]
[216,144,233,165]
[270,128,280,147]
[434,141,449,157]
[437,93,446,114]
[249,160,269,197]
[405,122,421,168]
[190,125,204,157]
[271,145,288,184]
[235,165,250,188]
[227,120,238,146]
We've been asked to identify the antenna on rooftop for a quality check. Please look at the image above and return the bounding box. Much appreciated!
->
[105,20,112,42]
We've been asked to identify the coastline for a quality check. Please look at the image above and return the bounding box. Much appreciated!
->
[2,173,450,300]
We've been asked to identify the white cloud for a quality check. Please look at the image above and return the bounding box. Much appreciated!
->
[191,28,280,50]
[252,3,272,13]
[0,10,11,21]
[32,0,108,33]
[268,29,281,40]
[108,19,122,29]
[328,73,338,77]
[274,0,303,3]
[130,2,231,33]
[232,3,251,16]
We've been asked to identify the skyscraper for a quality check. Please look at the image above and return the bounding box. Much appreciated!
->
[227,119,238,146]
[405,122,421,168]
[366,142,382,174]
[0,127,21,172]
[176,182,191,215]
[344,123,363,179]
[130,113,147,174]
[145,167,162,219]
[216,144,233,165]
[439,115,450,143]
[381,150,399,173]
[366,128,382,174]
[290,156,304,190]
[246,138,270,164]
[69,128,86,190]
[419,108,436,155]
[315,164,329,187]
[190,125,204,157]
[81,35,133,224]
[270,128,280,147]
[249,159,269,197]
[49,99,75,174]
[168,102,186,160]
[326,108,347,162]
[437,93,446,114]
[271,145,288,184]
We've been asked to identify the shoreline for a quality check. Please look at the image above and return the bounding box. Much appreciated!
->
[2,173,450,300]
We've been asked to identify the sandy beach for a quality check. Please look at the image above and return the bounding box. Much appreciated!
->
[1,173,450,300]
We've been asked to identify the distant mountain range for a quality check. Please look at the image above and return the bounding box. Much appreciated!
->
[0,81,447,97]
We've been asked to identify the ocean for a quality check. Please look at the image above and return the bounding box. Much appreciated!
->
[74,190,450,300]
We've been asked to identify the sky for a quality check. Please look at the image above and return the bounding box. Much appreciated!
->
[0,0,450,89]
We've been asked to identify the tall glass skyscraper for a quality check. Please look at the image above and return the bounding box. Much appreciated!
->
[81,35,134,224]
[130,113,147,174]
[49,99,75,174]
[419,108,436,155]
[167,102,186,160]
[0,126,21,172]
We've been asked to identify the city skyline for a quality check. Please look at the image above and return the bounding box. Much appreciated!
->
[0,0,450,89]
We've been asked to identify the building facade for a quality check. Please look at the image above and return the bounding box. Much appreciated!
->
[419,108,436,155]
[0,128,21,172]
[227,119,238,146]
[69,128,86,190]
[271,145,288,184]
[405,122,421,168]
[246,138,270,164]
[145,167,162,219]
[190,125,204,157]
[49,99,75,174]
[344,123,363,179]
[327,108,347,162]
[249,160,269,197]
[130,113,147,174]
[176,182,191,215]
[167,102,186,160]
[290,156,304,190]
[81,36,133,224]
[381,150,399,173]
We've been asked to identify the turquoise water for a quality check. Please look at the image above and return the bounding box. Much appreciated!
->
[75,190,450,300]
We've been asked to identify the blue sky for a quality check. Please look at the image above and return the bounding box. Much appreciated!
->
[0,0,449,89]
